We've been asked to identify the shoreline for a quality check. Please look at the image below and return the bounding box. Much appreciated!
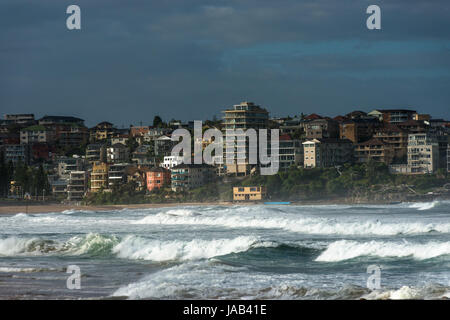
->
[0,197,446,214]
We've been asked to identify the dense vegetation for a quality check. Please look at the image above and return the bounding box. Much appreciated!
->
[0,155,50,198]
[241,162,449,201]
[85,161,450,204]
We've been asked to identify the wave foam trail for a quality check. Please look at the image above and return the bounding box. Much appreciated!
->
[133,213,450,236]
[164,209,199,217]
[408,201,440,211]
[316,240,450,262]
[112,235,259,262]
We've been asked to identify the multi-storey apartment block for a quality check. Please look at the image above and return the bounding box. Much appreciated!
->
[146,167,171,192]
[171,164,215,191]
[86,143,106,164]
[90,162,109,192]
[4,114,35,125]
[57,156,85,179]
[67,171,87,201]
[355,138,394,164]
[154,135,175,157]
[20,125,55,144]
[108,163,129,188]
[222,101,269,176]
[373,124,409,162]
[3,144,30,164]
[340,118,380,143]
[107,143,129,163]
[303,138,353,168]
[407,133,439,174]
[278,134,303,170]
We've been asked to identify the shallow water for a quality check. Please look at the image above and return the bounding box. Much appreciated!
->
[0,201,449,299]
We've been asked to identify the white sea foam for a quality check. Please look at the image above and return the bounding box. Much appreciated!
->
[0,233,260,262]
[10,213,28,219]
[112,235,259,262]
[132,212,450,236]
[0,234,117,256]
[0,267,58,273]
[0,237,40,256]
[408,201,440,211]
[316,240,450,262]
[164,209,199,217]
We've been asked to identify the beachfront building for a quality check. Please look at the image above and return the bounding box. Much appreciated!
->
[49,177,67,199]
[233,186,267,201]
[278,134,303,171]
[67,171,87,201]
[354,138,395,164]
[222,101,269,176]
[90,162,109,192]
[146,167,171,192]
[108,163,129,188]
[407,133,439,174]
[171,164,215,192]
[303,138,353,168]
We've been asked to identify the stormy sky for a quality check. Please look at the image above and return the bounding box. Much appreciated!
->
[1,0,449,127]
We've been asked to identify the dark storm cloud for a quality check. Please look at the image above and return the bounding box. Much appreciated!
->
[0,0,449,126]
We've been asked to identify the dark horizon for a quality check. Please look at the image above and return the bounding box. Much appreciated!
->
[1,0,449,127]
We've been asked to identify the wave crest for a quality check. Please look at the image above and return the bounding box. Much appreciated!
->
[316,240,450,262]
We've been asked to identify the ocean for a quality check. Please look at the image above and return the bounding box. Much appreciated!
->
[0,201,449,300]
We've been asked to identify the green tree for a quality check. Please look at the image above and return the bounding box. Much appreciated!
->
[153,116,163,128]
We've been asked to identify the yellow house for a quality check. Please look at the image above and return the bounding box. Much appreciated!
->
[233,186,267,201]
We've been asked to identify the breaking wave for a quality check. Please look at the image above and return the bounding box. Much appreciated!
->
[316,240,450,262]
[132,213,450,236]
[0,233,262,262]
[112,235,259,262]
[408,201,441,211]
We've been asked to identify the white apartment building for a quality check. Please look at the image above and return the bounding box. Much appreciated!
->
[407,133,439,174]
